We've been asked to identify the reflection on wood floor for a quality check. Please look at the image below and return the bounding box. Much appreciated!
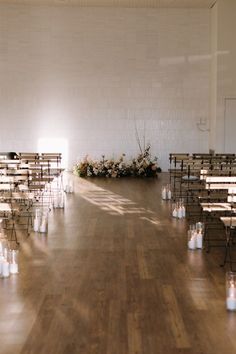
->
[0,173,235,354]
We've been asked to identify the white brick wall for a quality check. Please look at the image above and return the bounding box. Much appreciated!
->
[210,0,236,153]
[0,5,210,170]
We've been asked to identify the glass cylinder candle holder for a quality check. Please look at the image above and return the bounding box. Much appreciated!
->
[39,212,48,233]
[54,192,64,209]
[0,218,4,234]
[9,250,19,274]
[195,222,204,249]
[226,272,236,311]
[162,186,167,200]
[59,192,64,208]
[0,237,8,258]
[172,203,178,218]
[177,202,185,219]
[177,202,183,219]
[196,231,203,249]
[166,184,171,200]
[53,195,59,208]
[35,208,41,218]
[196,222,204,233]
[182,203,186,218]
[0,221,7,252]
[65,181,74,194]
[33,209,41,232]
[188,225,197,250]
[1,246,10,278]
[69,181,74,194]
[0,238,6,257]
[0,253,4,277]
[3,244,9,262]
[2,259,10,277]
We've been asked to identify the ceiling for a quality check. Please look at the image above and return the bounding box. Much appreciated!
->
[0,0,217,8]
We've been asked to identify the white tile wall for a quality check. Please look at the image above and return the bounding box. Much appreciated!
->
[0,5,210,170]
[212,0,236,153]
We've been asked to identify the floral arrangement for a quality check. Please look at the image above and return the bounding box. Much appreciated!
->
[74,145,161,178]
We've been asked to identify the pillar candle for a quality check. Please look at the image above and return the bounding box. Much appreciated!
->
[39,220,48,233]
[172,208,178,218]
[196,232,203,249]
[33,216,40,232]
[0,255,4,275]
[59,195,64,208]
[226,297,236,311]
[188,232,197,250]
[162,187,167,200]
[177,207,183,219]
[2,261,10,277]
[0,241,3,256]
[10,263,19,274]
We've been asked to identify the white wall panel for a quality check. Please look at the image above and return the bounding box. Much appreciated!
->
[0,5,210,170]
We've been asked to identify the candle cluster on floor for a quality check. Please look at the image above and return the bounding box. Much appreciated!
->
[64,181,74,194]
[0,239,19,278]
[53,191,65,209]
[33,208,49,233]
[226,272,236,311]
[172,200,186,219]
[187,222,204,250]
[33,186,74,235]
[162,184,172,200]
[34,182,74,233]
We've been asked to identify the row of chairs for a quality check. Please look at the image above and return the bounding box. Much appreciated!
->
[169,153,236,270]
[199,177,236,270]
[169,153,236,217]
[169,153,236,200]
[0,152,64,246]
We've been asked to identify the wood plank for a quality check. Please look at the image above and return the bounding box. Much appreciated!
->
[0,173,235,354]
[127,312,143,354]
[162,285,191,349]
[136,245,152,280]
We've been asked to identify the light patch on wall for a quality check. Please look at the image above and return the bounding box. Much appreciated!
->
[37,138,68,168]
[159,56,186,66]
[188,54,211,62]
[217,50,230,56]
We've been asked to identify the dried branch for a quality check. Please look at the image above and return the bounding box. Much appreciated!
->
[134,119,143,154]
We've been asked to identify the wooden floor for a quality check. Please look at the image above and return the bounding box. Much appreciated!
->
[1,173,236,354]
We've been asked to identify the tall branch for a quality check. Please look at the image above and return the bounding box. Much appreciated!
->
[143,121,146,152]
[134,119,143,154]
